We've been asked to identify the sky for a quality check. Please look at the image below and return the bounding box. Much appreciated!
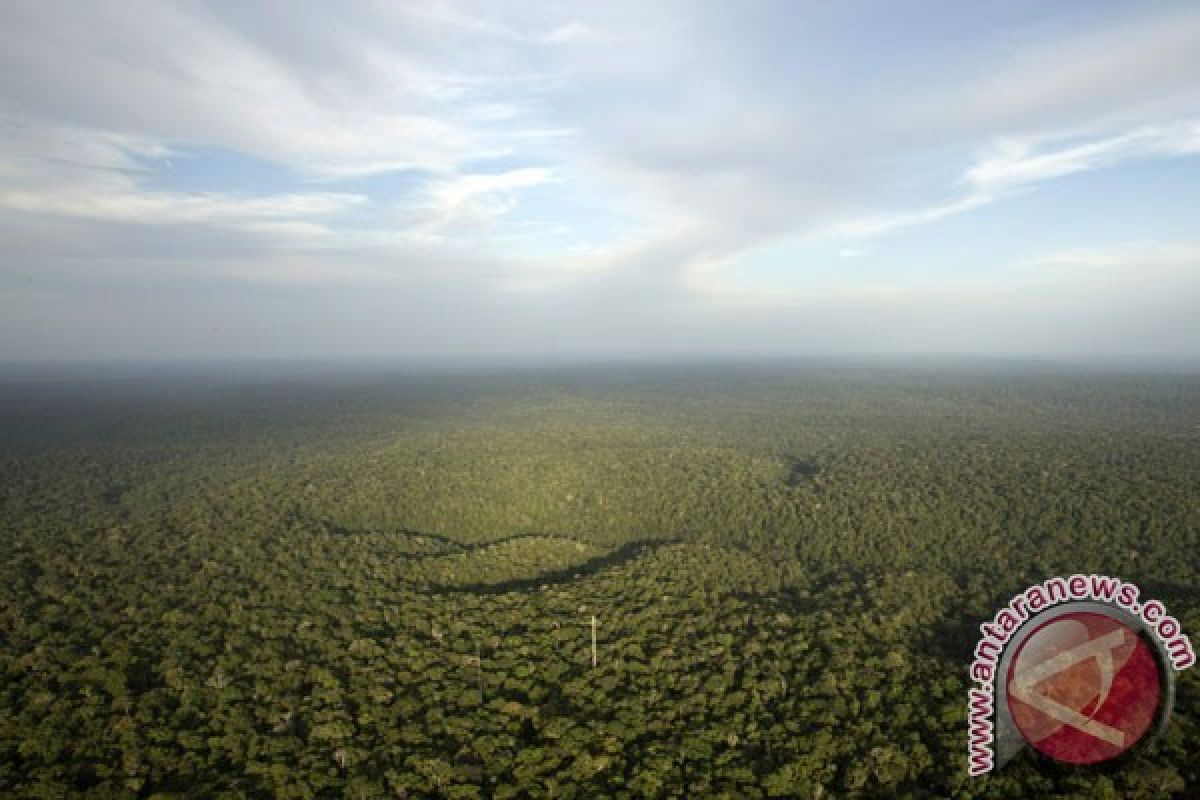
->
[1,1,1199,363]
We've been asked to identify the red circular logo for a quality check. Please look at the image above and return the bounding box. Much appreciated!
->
[1005,611,1161,764]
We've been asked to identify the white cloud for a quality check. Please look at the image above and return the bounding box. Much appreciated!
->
[905,7,1200,141]
[0,115,364,234]
[0,1,556,179]
[0,186,363,227]
[541,21,608,45]
[828,194,991,241]
[966,120,1200,194]
[689,237,1200,315]
[432,168,556,208]
[391,167,558,243]
[1016,240,1200,280]
[814,119,1200,246]
[2,1,1199,359]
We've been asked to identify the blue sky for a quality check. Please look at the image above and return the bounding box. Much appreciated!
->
[1,1,1198,361]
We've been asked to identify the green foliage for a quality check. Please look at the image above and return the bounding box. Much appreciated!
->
[0,366,1197,797]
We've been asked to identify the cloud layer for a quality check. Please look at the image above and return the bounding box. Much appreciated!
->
[1,1,1199,361]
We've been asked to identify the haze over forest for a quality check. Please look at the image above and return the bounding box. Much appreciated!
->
[2,1,1199,364]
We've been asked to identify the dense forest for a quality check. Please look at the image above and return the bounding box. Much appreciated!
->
[1,363,1197,798]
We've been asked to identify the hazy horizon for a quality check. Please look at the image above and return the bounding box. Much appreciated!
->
[2,2,1199,362]
[3,353,1200,382]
